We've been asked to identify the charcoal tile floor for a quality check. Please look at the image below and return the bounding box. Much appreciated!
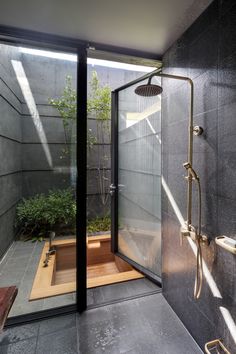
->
[0,239,161,317]
[0,293,203,353]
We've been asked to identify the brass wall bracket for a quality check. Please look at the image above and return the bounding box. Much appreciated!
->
[193,125,204,136]
[205,339,231,354]
[180,225,195,245]
[200,234,210,246]
[180,225,209,245]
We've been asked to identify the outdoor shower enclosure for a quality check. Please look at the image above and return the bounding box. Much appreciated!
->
[0,36,162,322]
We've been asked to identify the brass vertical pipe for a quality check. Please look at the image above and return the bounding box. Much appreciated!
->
[147,72,205,299]
[187,79,194,230]
[153,73,194,230]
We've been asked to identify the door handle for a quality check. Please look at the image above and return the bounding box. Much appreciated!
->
[109,184,116,196]
[118,184,125,192]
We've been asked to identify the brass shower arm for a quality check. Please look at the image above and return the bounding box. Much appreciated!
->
[150,72,193,85]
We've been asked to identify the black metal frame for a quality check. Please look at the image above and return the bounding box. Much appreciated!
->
[0,24,162,327]
[111,92,119,253]
[111,68,162,287]
[6,305,77,327]
[0,28,87,327]
[76,48,87,312]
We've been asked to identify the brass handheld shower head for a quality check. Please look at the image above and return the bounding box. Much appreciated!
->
[183,162,199,181]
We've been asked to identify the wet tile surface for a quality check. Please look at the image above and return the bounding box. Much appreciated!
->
[0,293,203,353]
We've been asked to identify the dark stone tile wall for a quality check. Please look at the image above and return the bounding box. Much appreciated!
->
[162,0,236,351]
[0,45,23,258]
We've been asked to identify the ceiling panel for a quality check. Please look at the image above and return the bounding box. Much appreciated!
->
[0,0,213,55]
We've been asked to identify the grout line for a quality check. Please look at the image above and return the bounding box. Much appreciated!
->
[86,288,162,311]
[0,242,15,269]
[0,76,23,104]
[0,199,20,219]
[0,93,21,115]
[0,133,21,144]
[0,170,22,178]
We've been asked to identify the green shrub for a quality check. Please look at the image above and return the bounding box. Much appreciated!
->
[16,189,76,240]
[87,216,111,234]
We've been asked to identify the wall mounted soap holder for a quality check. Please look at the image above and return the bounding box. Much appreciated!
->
[205,339,231,354]
[215,236,236,255]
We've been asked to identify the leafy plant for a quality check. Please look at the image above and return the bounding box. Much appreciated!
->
[87,71,111,121]
[50,72,112,215]
[87,71,111,210]
[16,189,76,241]
[87,216,111,234]
[49,76,96,155]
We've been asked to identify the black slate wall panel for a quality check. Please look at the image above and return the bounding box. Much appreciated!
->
[162,0,236,351]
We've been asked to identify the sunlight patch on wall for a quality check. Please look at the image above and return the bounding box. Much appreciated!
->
[11,59,53,168]
[220,307,236,345]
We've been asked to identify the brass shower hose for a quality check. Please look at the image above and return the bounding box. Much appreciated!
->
[194,178,203,300]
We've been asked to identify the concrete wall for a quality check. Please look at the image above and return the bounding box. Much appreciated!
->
[0,44,23,257]
[162,0,236,351]
[0,45,149,257]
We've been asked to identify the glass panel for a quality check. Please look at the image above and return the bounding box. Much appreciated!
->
[86,56,160,305]
[86,57,155,223]
[0,43,77,317]
[118,76,162,277]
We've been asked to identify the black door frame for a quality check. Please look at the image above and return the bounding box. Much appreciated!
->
[111,69,162,286]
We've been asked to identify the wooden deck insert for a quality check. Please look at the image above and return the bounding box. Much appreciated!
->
[30,235,143,301]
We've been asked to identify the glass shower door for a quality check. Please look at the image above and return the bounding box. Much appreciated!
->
[111,73,162,280]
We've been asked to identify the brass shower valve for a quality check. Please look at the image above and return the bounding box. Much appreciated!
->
[200,234,210,246]
[180,225,196,245]
[181,227,196,240]
[184,175,197,181]
[180,225,209,245]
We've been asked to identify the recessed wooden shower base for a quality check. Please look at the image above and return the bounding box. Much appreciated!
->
[30,235,143,301]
